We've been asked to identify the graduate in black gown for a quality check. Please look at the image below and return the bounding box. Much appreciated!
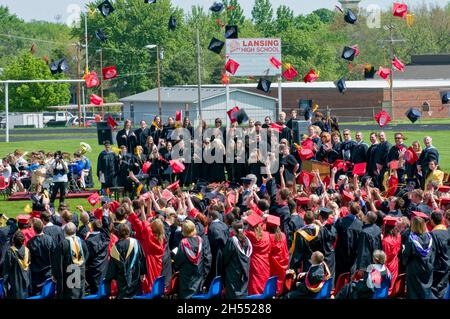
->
[52,222,88,299]
[278,145,299,185]
[3,231,31,299]
[97,141,119,190]
[116,120,138,153]
[429,211,449,299]
[366,133,379,179]
[149,116,163,146]
[317,207,338,279]
[221,221,252,299]
[41,211,64,246]
[354,212,382,272]
[0,218,18,277]
[174,220,212,299]
[417,136,439,186]
[134,120,150,148]
[147,146,165,184]
[142,136,155,158]
[27,219,55,295]
[105,224,147,299]
[402,216,435,299]
[315,133,340,164]
[206,211,229,287]
[162,117,176,142]
[117,146,134,195]
[287,200,304,249]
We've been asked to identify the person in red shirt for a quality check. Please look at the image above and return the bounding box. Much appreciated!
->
[382,216,402,296]
[16,215,35,246]
[266,215,289,295]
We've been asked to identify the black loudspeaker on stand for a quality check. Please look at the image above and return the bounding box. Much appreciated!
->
[292,120,303,145]
[97,121,112,145]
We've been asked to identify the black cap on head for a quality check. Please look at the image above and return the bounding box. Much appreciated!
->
[241,177,253,185]
[168,15,176,31]
[405,108,422,123]
[341,46,357,61]
[441,91,449,104]
[236,109,249,125]
[103,140,111,146]
[225,25,238,39]
[95,28,108,42]
[364,65,376,79]
[208,37,225,54]
[97,0,115,17]
[210,2,225,13]
[344,9,357,24]
[335,78,347,94]
[319,207,333,220]
[257,78,271,93]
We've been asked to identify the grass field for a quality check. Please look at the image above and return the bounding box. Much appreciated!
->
[0,130,449,218]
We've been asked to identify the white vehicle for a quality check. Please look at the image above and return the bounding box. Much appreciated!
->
[43,111,74,124]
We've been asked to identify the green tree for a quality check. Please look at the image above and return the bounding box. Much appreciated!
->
[311,8,338,24]
[0,52,71,111]
[275,5,294,33]
[251,0,274,36]
[223,0,245,25]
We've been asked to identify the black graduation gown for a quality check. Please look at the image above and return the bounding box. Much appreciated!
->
[402,233,435,299]
[430,228,449,299]
[351,141,368,164]
[374,141,392,168]
[149,125,163,145]
[52,236,88,299]
[149,157,164,182]
[162,124,176,142]
[174,235,212,299]
[315,144,340,164]
[334,215,363,278]
[76,225,90,241]
[287,214,304,249]
[366,143,379,177]
[134,127,150,147]
[207,220,230,283]
[116,129,138,153]
[85,215,111,294]
[221,237,251,299]
[0,224,16,276]
[285,263,328,299]
[340,140,356,162]
[336,265,390,299]
[143,143,155,157]
[280,127,292,144]
[418,146,439,181]
[169,225,183,251]
[27,233,55,295]
[319,224,337,278]
[105,238,147,299]
[97,150,118,188]
[289,225,323,272]
[43,224,65,246]
[3,245,31,299]
[208,148,226,183]
[279,154,298,184]
[118,154,133,191]
[355,224,382,271]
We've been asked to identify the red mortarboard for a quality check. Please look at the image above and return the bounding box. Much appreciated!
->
[142,161,151,174]
[107,115,118,129]
[189,208,199,219]
[298,148,314,161]
[374,110,391,127]
[102,66,117,80]
[295,197,310,206]
[110,201,120,214]
[390,160,399,170]
[384,216,399,226]
[392,56,405,72]
[298,171,315,187]
[169,160,185,174]
[266,214,280,227]
[227,106,239,124]
[167,180,180,191]
[351,45,360,57]
[175,110,182,122]
[404,147,419,165]
[270,122,283,133]
[90,94,103,106]
[244,212,263,227]
[387,175,399,197]
[333,159,348,171]
[30,211,41,219]
[161,189,174,202]
[339,206,349,218]
[303,69,319,83]
[342,191,354,202]
[438,186,450,193]
[353,162,366,176]
[301,138,314,150]
[85,71,100,88]
[322,175,331,188]
[361,189,368,200]
[87,192,101,206]
[282,64,299,81]
[269,56,282,69]
[93,208,103,220]
[393,2,408,18]
[412,211,430,220]
[378,67,391,80]
[225,58,240,75]
[17,214,31,224]
[440,197,450,205]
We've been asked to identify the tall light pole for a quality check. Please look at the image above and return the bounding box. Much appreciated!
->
[96,48,104,117]
[145,45,162,117]
[196,28,203,123]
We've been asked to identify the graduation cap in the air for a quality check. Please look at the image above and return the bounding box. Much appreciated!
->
[144,0,157,3]
[270,56,282,69]
[341,46,357,61]
[269,122,283,133]
[90,94,103,106]
[167,180,180,192]
[364,64,376,79]
[378,67,391,80]
[342,190,355,202]
[95,29,108,42]
[208,37,225,54]
[438,186,450,193]
[353,162,367,176]
[227,106,239,123]
[257,78,271,93]
[404,147,419,165]
[210,1,225,13]
[225,25,238,39]
[87,192,101,206]
[50,59,69,74]
[282,64,299,81]
[393,2,408,18]
[303,69,319,83]
[374,110,391,127]
[225,58,240,75]
[169,160,185,174]
[392,56,405,72]
[168,15,177,31]
[97,0,115,17]
[334,78,347,94]
[236,109,249,125]
[298,148,314,161]
[441,91,449,104]
[298,171,315,187]
[405,108,422,123]
[344,9,357,24]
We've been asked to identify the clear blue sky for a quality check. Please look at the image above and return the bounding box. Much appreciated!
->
[1,0,448,23]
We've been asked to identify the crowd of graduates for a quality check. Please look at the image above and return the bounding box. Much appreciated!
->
[0,110,449,300]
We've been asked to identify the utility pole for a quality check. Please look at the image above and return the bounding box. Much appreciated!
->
[99,48,104,117]
[156,46,162,117]
[76,43,82,128]
[196,28,203,123]
[84,14,89,74]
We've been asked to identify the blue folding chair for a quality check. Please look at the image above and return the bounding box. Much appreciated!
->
[192,276,222,299]
[315,278,334,299]
[0,278,4,299]
[444,283,450,300]
[27,278,56,299]
[83,279,107,299]
[134,276,166,299]
[245,276,278,299]
[373,278,391,299]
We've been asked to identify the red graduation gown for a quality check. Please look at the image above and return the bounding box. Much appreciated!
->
[382,234,401,294]
[246,230,271,295]
[22,227,36,246]
[269,233,289,295]
[128,213,165,293]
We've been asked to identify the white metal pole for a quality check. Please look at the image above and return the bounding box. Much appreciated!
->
[225,83,230,128]
[278,76,282,118]
[85,14,89,73]
[5,82,9,143]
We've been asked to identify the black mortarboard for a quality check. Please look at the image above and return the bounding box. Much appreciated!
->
[95,28,108,42]
[210,2,225,13]
[168,15,176,31]
[58,59,69,73]
[149,177,158,189]
[441,91,449,104]
[208,37,225,54]
[50,59,69,74]
[335,78,347,94]
[228,182,241,189]
[303,104,313,121]
[299,99,313,109]
[364,65,376,79]
[241,177,253,185]
[405,108,422,123]
[144,0,157,3]
[236,109,249,125]
[257,78,271,93]
[341,46,357,61]
[319,207,333,220]
[49,60,60,75]
[344,9,357,24]
[225,25,238,39]
[97,0,115,17]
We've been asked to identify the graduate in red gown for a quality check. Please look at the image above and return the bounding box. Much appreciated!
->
[266,215,289,295]
[381,216,401,295]
[244,212,271,295]
[128,211,166,293]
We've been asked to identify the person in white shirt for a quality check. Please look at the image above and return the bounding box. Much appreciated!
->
[0,158,12,184]
[49,151,68,204]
